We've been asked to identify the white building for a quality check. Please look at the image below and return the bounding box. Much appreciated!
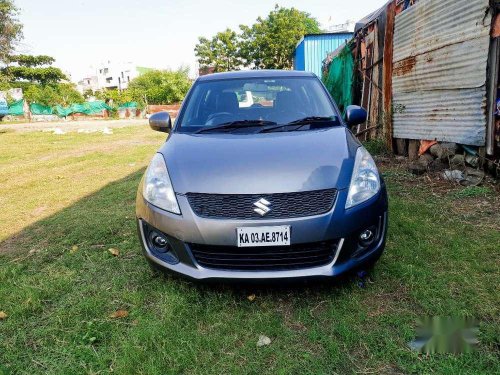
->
[77,76,99,94]
[77,61,150,93]
[320,18,356,33]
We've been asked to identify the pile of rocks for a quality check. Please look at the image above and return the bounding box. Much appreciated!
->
[405,141,485,185]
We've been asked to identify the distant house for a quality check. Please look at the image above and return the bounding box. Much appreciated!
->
[77,62,153,93]
[77,76,99,94]
[293,32,353,78]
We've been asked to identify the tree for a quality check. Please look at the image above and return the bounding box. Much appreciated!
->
[0,0,23,64]
[194,29,244,73]
[8,54,54,66]
[127,68,191,105]
[94,88,132,106]
[23,83,83,107]
[2,54,81,106]
[2,54,67,84]
[240,5,321,69]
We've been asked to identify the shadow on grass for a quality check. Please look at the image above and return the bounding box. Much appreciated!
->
[0,167,363,297]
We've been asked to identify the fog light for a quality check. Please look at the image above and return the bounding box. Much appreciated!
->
[153,235,168,248]
[148,231,169,253]
[359,226,377,247]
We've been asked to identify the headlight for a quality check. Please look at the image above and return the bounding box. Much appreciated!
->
[345,147,380,209]
[143,153,181,214]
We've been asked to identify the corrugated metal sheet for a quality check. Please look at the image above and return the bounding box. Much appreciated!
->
[294,40,305,71]
[392,0,492,146]
[294,33,353,77]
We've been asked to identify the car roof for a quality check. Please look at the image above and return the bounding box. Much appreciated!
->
[197,70,317,82]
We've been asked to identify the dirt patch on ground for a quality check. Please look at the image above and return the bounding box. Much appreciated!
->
[376,156,500,231]
[0,118,147,132]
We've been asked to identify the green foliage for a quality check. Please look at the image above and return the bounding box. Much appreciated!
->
[23,83,84,107]
[127,68,191,105]
[0,0,23,63]
[94,88,132,106]
[363,138,390,156]
[194,5,321,72]
[82,89,94,99]
[239,5,321,69]
[195,28,244,72]
[2,53,68,85]
[8,54,55,66]
[3,65,67,84]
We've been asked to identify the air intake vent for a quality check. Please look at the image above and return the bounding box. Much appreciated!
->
[186,189,337,220]
[189,240,340,271]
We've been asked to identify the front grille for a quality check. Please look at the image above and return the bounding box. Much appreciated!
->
[189,240,340,271]
[186,189,337,220]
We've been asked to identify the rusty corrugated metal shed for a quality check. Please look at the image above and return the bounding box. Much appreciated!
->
[392,0,492,146]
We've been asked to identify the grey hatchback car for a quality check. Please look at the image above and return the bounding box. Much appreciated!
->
[136,70,388,281]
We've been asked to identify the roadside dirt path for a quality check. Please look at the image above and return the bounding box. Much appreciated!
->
[0,118,148,132]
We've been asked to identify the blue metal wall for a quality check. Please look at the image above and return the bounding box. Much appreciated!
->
[294,33,353,77]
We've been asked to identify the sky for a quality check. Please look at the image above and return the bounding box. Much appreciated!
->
[14,0,387,82]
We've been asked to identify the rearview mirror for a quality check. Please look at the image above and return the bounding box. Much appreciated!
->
[149,111,172,132]
[345,105,367,126]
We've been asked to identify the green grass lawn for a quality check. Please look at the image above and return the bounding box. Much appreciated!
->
[0,126,499,374]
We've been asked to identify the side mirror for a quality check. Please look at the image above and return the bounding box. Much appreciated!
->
[345,105,367,126]
[149,111,172,132]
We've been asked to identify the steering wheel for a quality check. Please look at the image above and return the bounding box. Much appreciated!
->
[206,112,233,126]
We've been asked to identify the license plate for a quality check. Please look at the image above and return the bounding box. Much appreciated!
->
[237,226,290,247]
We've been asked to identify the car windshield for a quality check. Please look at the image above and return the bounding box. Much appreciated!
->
[176,76,339,133]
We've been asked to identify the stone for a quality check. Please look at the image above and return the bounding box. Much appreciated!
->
[429,158,446,172]
[430,142,458,161]
[257,335,271,347]
[464,154,479,168]
[462,168,485,186]
[429,144,442,158]
[408,163,427,175]
[417,153,434,167]
[443,169,464,182]
[449,154,465,169]
[408,140,419,161]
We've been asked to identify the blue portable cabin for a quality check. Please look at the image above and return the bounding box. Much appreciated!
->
[293,32,353,78]
[0,98,8,118]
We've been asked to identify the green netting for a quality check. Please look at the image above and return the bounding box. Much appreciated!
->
[30,103,54,115]
[54,101,113,117]
[54,105,73,117]
[322,44,354,114]
[8,99,24,116]
[118,101,138,109]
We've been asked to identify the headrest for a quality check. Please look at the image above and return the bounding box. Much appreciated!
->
[216,92,239,113]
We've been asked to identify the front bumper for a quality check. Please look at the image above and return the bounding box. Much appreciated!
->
[136,183,388,281]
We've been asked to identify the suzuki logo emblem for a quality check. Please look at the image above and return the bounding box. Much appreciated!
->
[253,198,271,217]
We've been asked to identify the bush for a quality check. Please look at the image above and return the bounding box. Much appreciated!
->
[94,88,132,107]
[128,68,191,105]
[363,138,390,156]
[23,83,83,107]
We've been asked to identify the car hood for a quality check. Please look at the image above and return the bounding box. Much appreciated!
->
[160,127,357,194]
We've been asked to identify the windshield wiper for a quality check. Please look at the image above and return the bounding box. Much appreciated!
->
[258,116,338,133]
[194,120,277,134]
[287,116,338,125]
